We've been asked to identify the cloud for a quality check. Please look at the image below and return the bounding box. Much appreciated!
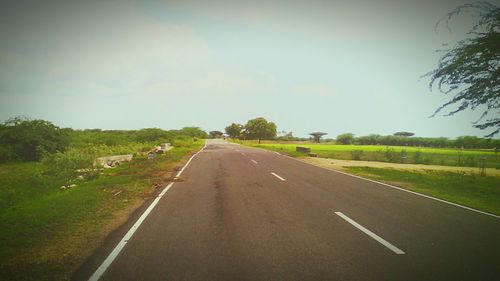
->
[0,1,212,98]
[141,68,280,102]
[0,1,292,103]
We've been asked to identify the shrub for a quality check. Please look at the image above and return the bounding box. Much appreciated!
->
[351,150,363,160]
[40,142,157,182]
[0,144,13,163]
[371,149,383,161]
[384,147,397,162]
[42,147,96,180]
[457,151,463,166]
[400,149,408,163]
[0,117,70,161]
[465,156,476,167]
[337,133,355,145]
[414,149,422,164]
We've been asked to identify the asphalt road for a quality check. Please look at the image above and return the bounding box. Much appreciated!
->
[74,139,500,281]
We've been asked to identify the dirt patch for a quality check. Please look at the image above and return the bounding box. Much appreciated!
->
[300,157,500,178]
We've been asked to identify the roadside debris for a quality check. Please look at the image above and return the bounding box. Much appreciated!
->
[154,143,172,154]
[60,184,77,190]
[95,154,133,168]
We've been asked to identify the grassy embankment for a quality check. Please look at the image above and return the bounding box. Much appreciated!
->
[344,167,500,215]
[236,140,500,215]
[0,140,203,280]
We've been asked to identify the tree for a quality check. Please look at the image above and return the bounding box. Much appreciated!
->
[225,123,243,139]
[336,133,355,145]
[356,134,381,145]
[309,132,327,143]
[244,117,277,144]
[275,130,295,140]
[0,117,70,161]
[209,131,223,138]
[135,128,170,142]
[180,127,208,139]
[455,135,482,148]
[426,2,500,137]
[394,131,415,137]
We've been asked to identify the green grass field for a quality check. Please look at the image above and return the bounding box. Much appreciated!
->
[0,140,203,280]
[345,167,500,215]
[239,141,499,168]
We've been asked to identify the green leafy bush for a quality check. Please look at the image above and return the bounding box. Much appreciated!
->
[414,149,422,164]
[351,150,363,160]
[384,147,397,162]
[0,117,70,162]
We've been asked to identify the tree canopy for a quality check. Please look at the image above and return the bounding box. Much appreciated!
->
[394,131,415,137]
[209,131,223,138]
[135,128,171,143]
[309,132,327,143]
[225,123,243,139]
[179,127,208,139]
[426,1,499,137]
[336,133,355,145]
[244,117,277,143]
[0,117,70,161]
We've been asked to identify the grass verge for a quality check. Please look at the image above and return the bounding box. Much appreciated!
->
[235,140,500,216]
[0,140,203,281]
[344,167,500,216]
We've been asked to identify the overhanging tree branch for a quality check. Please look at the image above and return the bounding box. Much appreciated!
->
[425,1,499,137]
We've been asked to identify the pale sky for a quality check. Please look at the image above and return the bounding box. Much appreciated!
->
[1,0,498,138]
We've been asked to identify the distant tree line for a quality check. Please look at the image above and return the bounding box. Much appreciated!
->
[220,117,499,149]
[0,116,208,162]
[335,133,500,149]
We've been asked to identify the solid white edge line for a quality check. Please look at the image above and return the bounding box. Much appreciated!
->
[240,144,499,219]
[271,172,286,181]
[335,212,405,255]
[326,165,500,219]
[88,140,207,281]
[251,159,258,164]
[279,154,500,219]
[175,141,207,178]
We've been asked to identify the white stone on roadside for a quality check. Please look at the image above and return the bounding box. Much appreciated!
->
[95,155,133,168]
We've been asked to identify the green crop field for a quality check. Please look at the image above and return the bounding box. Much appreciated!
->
[238,141,499,168]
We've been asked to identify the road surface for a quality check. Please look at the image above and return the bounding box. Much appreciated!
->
[74,139,500,281]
